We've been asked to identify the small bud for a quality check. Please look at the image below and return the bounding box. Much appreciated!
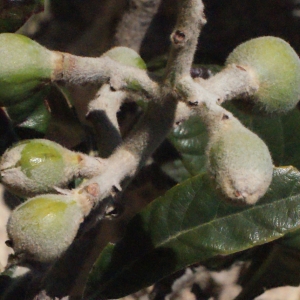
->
[7,194,85,263]
[0,33,58,106]
[207,114,273,204]
[226,36,300,114]
[0,139,80,197]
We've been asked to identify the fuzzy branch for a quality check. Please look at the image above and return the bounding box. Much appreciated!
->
[68,0,207,212]
[50,0,260,213]
[164,0,206,83]
[52,53,159,97]
[198,64,259,104]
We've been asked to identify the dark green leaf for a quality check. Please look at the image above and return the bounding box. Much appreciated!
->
[280,109,300,168]
[85,166,300,299]
[0,0,43,33]
[17,99,51,134]
[0,108,18,155]
[168,115,208,176]
[6,87,50,124]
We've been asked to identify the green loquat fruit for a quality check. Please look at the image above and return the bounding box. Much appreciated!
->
[226,36,300,114]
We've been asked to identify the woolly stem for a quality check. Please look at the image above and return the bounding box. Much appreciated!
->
[197,64,259,104]
[52,53,159,96]
[164,0,206,84]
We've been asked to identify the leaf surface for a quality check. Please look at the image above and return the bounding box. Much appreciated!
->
[85,167,300,299]
[168,115,208,176]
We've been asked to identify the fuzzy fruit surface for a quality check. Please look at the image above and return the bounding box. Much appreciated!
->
[104,46,147,70]
[226,36,300,113]
[104,46,147,91]
[0,139,79,197]
[0,33,53,106]
[7,194,84,263]
[20,140,65,186]
[208,117,273,204]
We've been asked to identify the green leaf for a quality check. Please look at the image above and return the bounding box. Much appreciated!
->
[84,166,300,299]
[168,115,208,176]
[6,87,50,124]
[280,109,300,168]
[0,0,43,33]
[0,108,18,156]
[16,100,51,134]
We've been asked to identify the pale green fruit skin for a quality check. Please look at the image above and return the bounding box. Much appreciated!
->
[104,46,147,91]
[7,194,84,263]
[0,33,53,106]
[208,118,273,204]
[103,46,147,70]
[20,139,65,185]
[0,139,79,197]
[226,36,300,113]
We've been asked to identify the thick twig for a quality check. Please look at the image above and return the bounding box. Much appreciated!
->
[70,0,207,209]
[52,53,159,97]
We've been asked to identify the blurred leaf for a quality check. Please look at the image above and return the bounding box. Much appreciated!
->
[85,166,300,299]
[6,87,50,124]
[235,244,300,300]
[160,159,191,182]
[280,109,300,168]
[0,0,43,33]
[44,86,86,148]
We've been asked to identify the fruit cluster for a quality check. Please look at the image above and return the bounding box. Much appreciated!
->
[1,33,300,263]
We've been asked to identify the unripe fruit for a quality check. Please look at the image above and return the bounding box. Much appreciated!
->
[103,46,147,91]
[226,36,300,114]
[0,33,58,106]
[103,46,147,70]
[7,194,84,263]
[207,114,273,204]
[0,139,80,197]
